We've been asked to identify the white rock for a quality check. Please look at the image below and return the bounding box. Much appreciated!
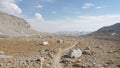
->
[38,41,49,46]
[68,49,82,58]
[111,32,117,35]
[40,57,45,62]
[43,41,49,45]
[0,51,4,54]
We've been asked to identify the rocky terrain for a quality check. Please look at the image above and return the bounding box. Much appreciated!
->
[0,35,119,68]
[0,12,120,68]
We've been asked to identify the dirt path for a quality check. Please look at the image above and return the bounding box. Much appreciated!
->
[53,41,78,68]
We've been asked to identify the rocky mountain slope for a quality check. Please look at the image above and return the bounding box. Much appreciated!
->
[89,23,120,41]
[0,12,38,37]
[98,23,120,31]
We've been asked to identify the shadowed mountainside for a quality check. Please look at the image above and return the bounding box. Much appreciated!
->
[89,23,120,41]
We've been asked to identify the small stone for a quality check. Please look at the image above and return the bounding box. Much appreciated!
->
[73,63,86,67]
[0,63,3,67]
[95,46,101,48]
[107,50,113,53]
[61,58,71,63]
[46,63,50,66]
[40,57,45,62]
[35,58,41,62]
[103,64,108,67]
[77,59,82,62]
[57,39,64,43]
[0,51,4,54]
[38,41,49,46]
[48,52,53,59]
[117,64,120,67]
[82,50,92,55]
[85,47,91,50]
[70,60,76,63]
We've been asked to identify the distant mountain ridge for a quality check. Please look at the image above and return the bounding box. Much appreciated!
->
[0,12,38,37]
[98,23,120,31]
[90,23,120,41]
[55,31,91,36]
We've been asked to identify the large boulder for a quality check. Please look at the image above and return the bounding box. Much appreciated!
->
[68,49,82,58]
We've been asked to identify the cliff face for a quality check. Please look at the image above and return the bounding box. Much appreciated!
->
[0,12,38,37]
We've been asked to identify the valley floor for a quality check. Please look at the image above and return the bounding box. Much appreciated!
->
[0,36,120,68]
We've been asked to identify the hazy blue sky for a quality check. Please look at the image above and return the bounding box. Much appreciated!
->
[0,0,120,32]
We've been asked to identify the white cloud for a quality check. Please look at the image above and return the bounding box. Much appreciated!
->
[35,13,44,22]
[16,0,22,2]
[96,6,103,9]
[52,11,56,13]
[37,4,43,8]
[82,3,103,9]
[0,0,22,15]
[82,3,95,9]
[42,0,55,3]
[27,14,120,32]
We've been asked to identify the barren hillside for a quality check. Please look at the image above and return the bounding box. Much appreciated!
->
[89,23,120,41]
[0,12,38,37]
